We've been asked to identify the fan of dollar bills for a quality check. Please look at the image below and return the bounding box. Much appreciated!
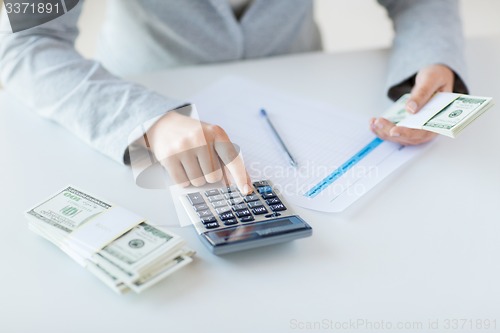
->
[383,93,494,138]
[25,186,195,294]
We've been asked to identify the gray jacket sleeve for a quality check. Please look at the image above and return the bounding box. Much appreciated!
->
[0,2,183,163]
[378,0,469,100]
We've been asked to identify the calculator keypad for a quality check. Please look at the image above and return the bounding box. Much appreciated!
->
[232,204,247,211]
[220,186,238,194]
[208,194,224,202]
[197,210,213,218]
[228,198,244,205]
[261,192,277,200]
[240,216,255,223]
[186,180,289,230]
[204,222,220,229]
[193,203,209,212]
[215,206,231,214]
[201,216,217,224]
[247,201,263,208]
[244,194,259,202]
[205,189,220,196]
[219,212,236,220]
[265,198,281,205]
[252,206,268,215]
[270,203,287,211]
[187,193,205,205]
[211,200,227,208]
[235,209,251,218]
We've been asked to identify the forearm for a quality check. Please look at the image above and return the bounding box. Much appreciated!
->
[378,0,468,99]
[0,2,184,163]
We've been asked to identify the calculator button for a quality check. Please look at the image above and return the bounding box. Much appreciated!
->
[219,212,236,221]
[197,210,213,218]
[244,194,259,202]
[252,206,268,215]
[253,180,269,188]
[187,193,205,205]
[232,204,247,211]
[261,192,277,200]
[239,189,254,195]
[270,203,287,211]
[204,189,220,196]
[265,213,281,218]
[235,209,251,218]
[220,186,238,193]
[240,216,255,223]
[201,216,217,224]
[193,203,209,212]
[247,201,263,208]
[223,192,240,200]
[228,198,244,205]
[223,219,238,226]
[257,186,273,194]
[204,222,220,229]
[265,197,281,205]
[215,206,231,214]
[208,194,224,202]
[211,200,227,208]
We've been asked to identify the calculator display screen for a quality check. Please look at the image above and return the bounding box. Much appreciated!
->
[203,217,307,246]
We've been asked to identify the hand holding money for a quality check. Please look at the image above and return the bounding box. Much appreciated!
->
[25,186,195,294]
[375,93,494,141]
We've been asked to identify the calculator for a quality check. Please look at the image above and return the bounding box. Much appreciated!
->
[180,180,312,255]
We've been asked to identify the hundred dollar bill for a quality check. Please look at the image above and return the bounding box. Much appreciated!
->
[87,253,194,295]
[25,186,195,294]
[422,96,493,137]
[92,222,185,282]
[381,94,410,125]
[26,186,112,234]
[86,261,131,295]
[382,93,494,138]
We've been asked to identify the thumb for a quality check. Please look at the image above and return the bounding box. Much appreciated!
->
[406,73,442,114]
[407,65,455,114]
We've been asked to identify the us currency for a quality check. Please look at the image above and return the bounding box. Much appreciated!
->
[25,186,194,294]
[92,222,188,283]
[87,252,194,294]
[382,93,494,138]
[422,96,494,137]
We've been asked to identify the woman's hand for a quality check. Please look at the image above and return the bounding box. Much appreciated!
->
[146,111,252,194]
[370,64,455,145]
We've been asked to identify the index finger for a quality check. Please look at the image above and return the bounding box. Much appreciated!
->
[211,127,252,194]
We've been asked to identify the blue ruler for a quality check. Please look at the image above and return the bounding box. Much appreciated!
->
[304,137,384,198]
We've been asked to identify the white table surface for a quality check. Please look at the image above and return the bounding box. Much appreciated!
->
[1,35,499,333]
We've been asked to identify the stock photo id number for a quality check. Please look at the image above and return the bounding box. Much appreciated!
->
[1,0,79,32]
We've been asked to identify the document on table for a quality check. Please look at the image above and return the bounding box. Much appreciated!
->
[184,77,428,213]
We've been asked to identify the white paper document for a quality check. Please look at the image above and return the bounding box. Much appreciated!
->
[187,77,428,212]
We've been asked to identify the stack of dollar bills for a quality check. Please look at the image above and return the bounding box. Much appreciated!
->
[25,186,195,294]
[383,93,494,138]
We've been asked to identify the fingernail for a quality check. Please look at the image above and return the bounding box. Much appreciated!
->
[242,184,250,194]
[389,128,400,137]
[406,100,418,114]
[375,119,383,129]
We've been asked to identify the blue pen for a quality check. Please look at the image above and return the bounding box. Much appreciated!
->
[260,109,298,168]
